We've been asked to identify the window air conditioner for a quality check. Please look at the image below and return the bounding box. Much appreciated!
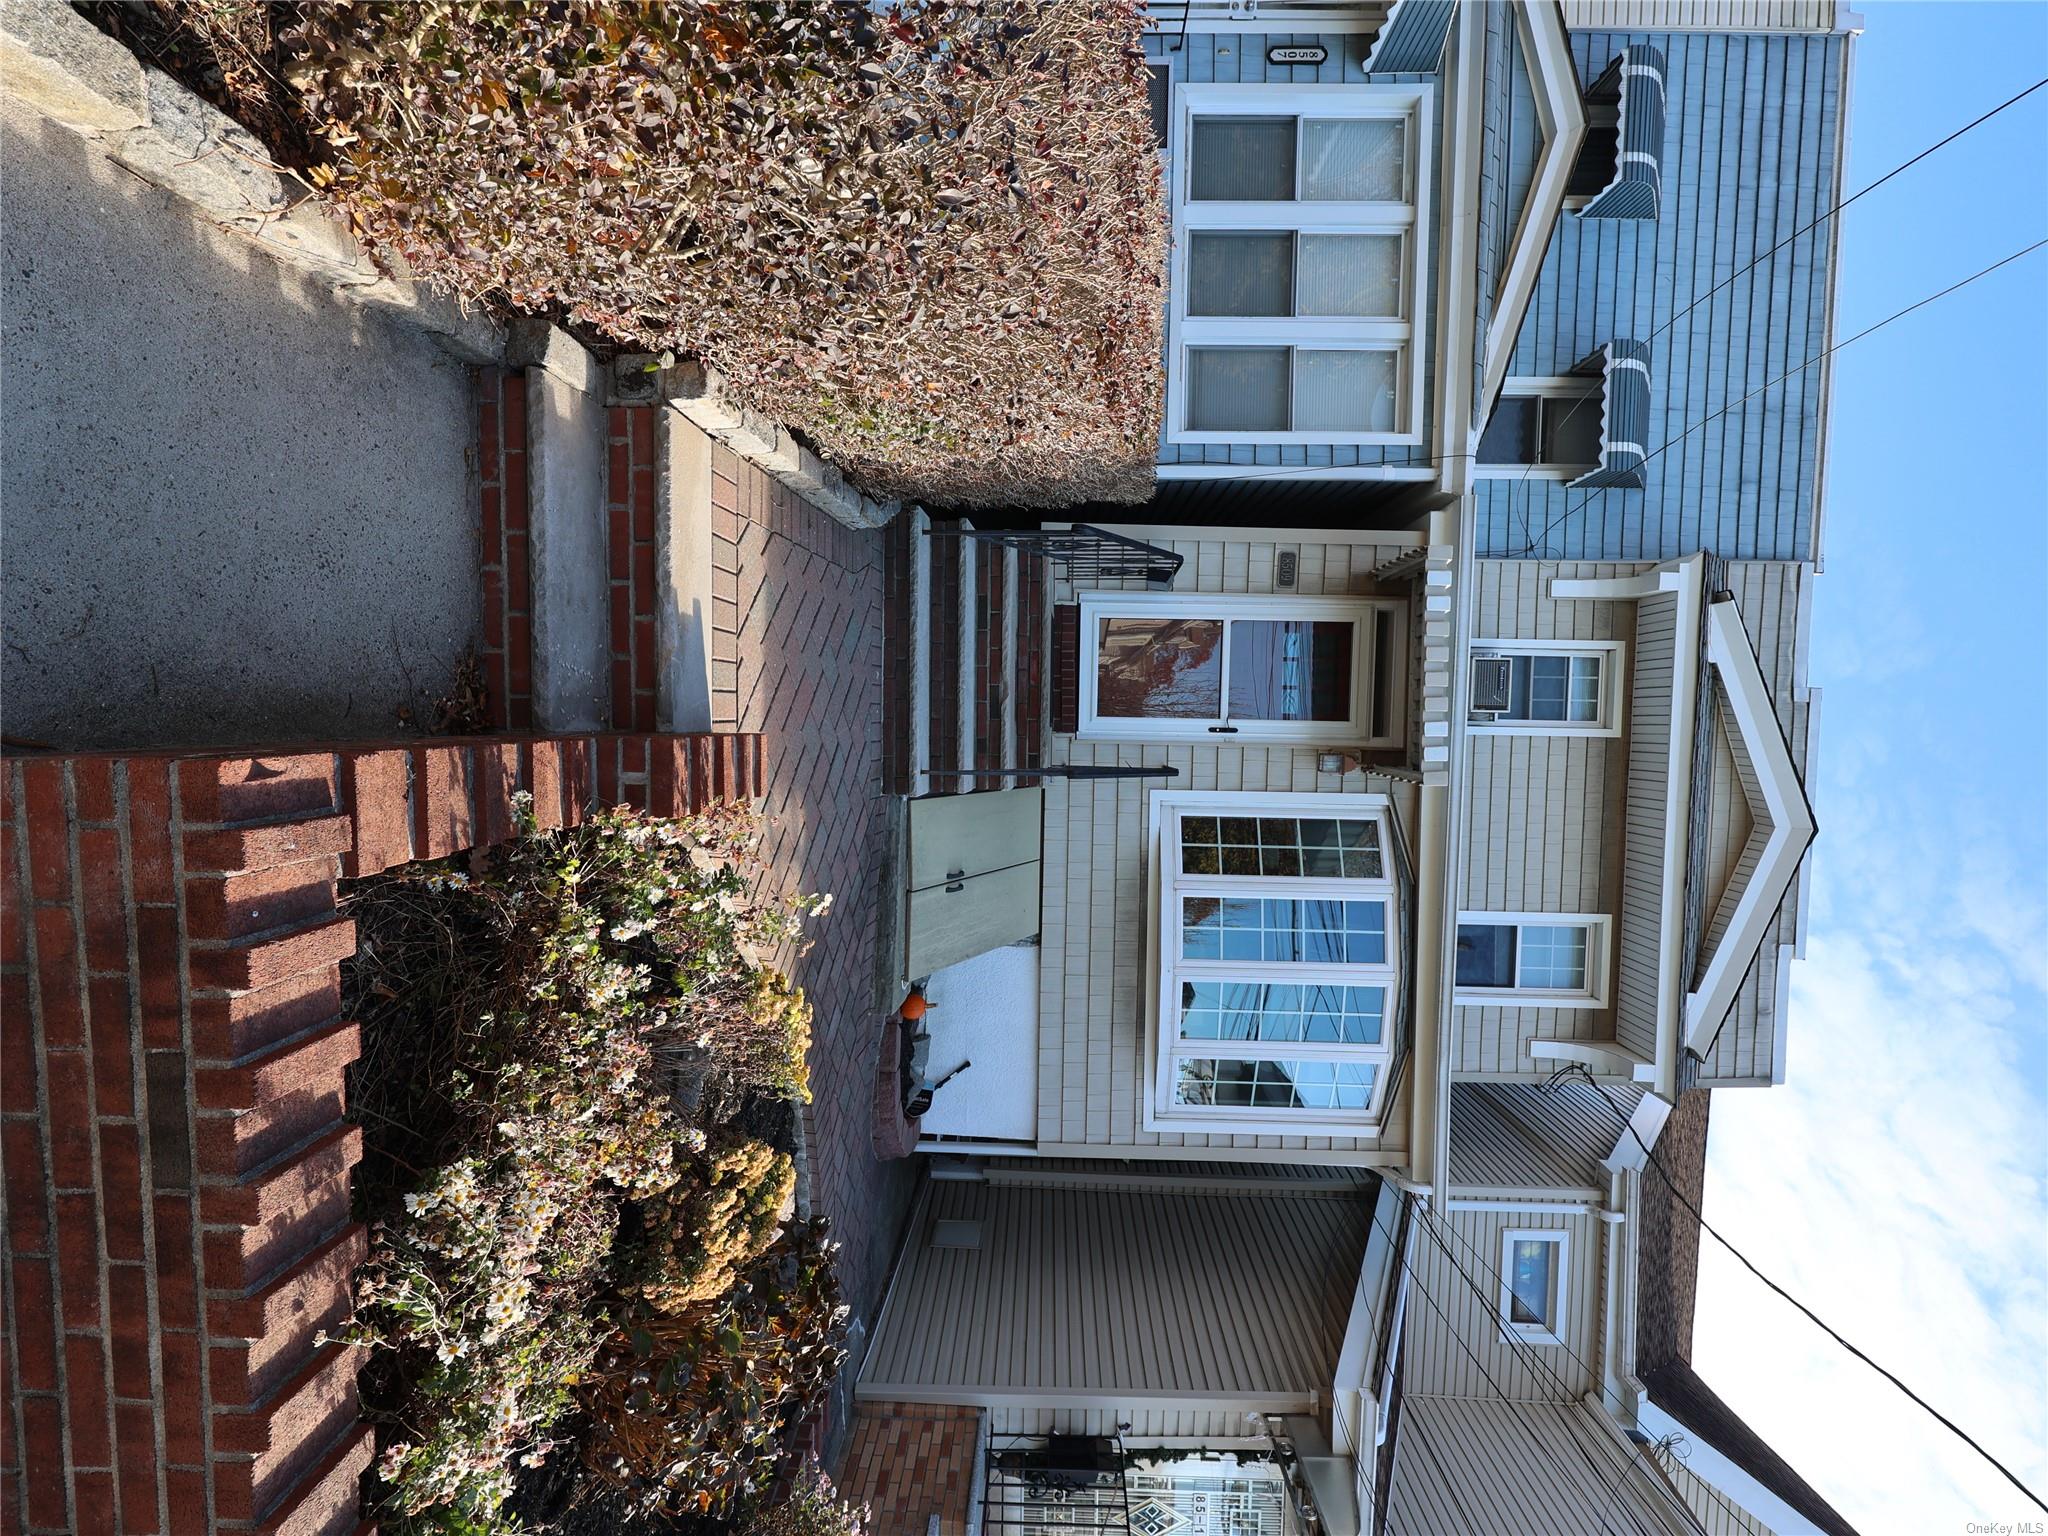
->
[1469,655,1513,716]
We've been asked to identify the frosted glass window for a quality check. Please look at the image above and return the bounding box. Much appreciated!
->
[1302,118,1406,200]
[1298,234,1403,317]
[1294,350,1397,433]
[1187,348,1289,431]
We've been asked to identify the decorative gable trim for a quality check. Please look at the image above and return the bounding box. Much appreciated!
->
[1479,1,1589,411]
[1681,600,1818,1056]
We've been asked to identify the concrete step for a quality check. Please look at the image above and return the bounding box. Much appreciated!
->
[515,327,612,731]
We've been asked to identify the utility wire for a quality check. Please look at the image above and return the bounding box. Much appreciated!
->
[1141,78,2048,501]
[1513,236,2048,556]
[1406,1199,1711,1536]
[1365,1194,1676,1536]
[1560,1065,2048,1516]
[1635,75,2048,357]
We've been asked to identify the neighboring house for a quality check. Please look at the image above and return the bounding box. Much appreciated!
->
[850,3,1860,1533]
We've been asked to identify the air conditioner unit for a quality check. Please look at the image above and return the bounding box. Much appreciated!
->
[1469,655,1513,716]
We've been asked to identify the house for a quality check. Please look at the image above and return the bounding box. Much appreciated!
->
[849,2,1860,1533]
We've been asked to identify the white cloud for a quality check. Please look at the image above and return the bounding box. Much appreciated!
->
[1693,784,2048,1536]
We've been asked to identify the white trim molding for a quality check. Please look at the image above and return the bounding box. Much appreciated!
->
[1454,911,1614,1009]
[1077,590,1408,747]
[1683,600,1817,1054]
[1529,1038,1657,1082]
[1468,638,1627,737]
[1144,789,1402,1138]
[1479,2,1589,413]
[1498,1228,1570,1347]
[1167,82,1435,447]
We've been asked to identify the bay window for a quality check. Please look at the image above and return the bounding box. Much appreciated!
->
[1171,85,1432,445]
[1150,792,1401,1135]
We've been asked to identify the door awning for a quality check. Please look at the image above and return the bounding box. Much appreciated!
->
[1580,44,1668,221]
[1365,0,1456,74]
[1567,339,1652,490]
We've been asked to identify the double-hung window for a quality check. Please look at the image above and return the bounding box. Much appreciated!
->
[1468,640,1623,736]
[1079,592,1405,747]
[1499,1230,1569,1346]
[1454,914,1610,1008]
[1172,85,1432,444]
[1150,792,1400,1136]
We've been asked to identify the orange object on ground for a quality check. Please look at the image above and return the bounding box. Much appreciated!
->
[898,990,928,1021]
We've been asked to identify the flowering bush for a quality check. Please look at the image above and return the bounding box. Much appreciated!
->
[632,1137,796,1312]
[144,0,1166,508]
[743,1464,870,1536]
[579,1218,848,1516]
[337,802,835,1531]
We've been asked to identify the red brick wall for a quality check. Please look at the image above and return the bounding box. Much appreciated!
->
[838,1402,982,1536]
[1,732,763,1535]
[478,370,535,731]
[606,406,663,734]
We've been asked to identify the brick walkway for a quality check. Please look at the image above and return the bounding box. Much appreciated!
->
[708,447,913,1368]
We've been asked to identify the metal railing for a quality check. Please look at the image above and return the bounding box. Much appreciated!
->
[984,1435,1133,1536]
[927,524,1183,590]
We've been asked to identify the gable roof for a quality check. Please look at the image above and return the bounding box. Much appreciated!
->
[1682,597,1818,1057]
[1634,1090,1862,1536]
[1641,1362,1863,1536]
[1476,0,1588,413]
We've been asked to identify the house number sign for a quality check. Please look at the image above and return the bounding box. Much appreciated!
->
[1266,44,1329,65]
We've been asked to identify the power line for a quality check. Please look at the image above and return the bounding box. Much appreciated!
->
[1512,236,2048,556]
[1138,79,2048,504]
[1559,1065,2048,1516]
[1406,1199,1712,1536]
[1635,76,2048,357]
[1365,1194,1680,1536]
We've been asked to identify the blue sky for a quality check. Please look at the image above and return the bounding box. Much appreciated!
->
[1692,4,2048,1533]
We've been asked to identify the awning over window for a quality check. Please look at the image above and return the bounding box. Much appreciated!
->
[1365,0,1455,74]
[1568,338,1651,490]
[1580,44,1668,221]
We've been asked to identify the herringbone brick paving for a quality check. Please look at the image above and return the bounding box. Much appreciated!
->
[708,447,913,1365]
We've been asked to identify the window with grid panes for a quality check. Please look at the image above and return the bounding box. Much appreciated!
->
[1153,797,1399,1132]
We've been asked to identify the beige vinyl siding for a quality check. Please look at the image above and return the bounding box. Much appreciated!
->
[1455,562,1639,1075]
[1388,1397,1698,1536]
[1039,532,1421,1156]
[1562,0,1841,29]
[1401,1205,1605,1401]
[1694,562,1812,1084]
[1446,1085,1605,1193]
[1699,704,1758,935]
[1613,587,1679,1062]
[860,1176,1368,1408]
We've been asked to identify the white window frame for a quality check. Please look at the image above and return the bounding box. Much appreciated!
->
[1168,83,1434,446]
[1498,1229,1570,1346]
[1467,638,1625,737]
[1078,591,1407,747]
[1453,912,1612,1009]
[1145,790,1400,1137]
[1473,376,1604,480]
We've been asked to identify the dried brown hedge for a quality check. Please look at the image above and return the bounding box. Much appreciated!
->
[256,0,1167,508]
